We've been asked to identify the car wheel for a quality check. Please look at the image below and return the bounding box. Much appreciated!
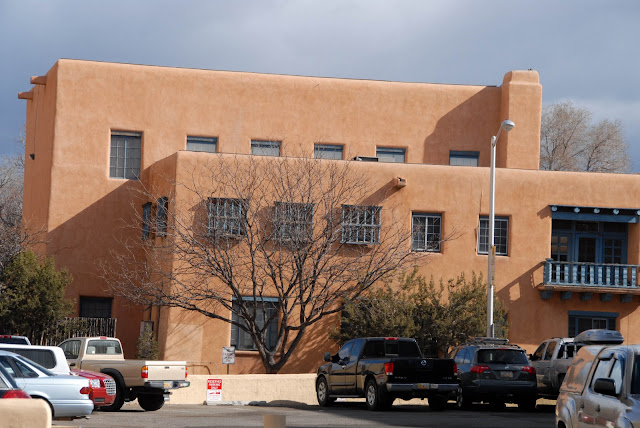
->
[456,386,471,410]
[101,380,125,412]
[366,379,384,411]
[138,393,165,411]
[316,377,334,407]
[428,395,448,411]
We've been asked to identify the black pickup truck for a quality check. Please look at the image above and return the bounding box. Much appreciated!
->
[315,337,457,411]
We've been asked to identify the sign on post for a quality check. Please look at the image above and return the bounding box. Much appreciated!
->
[222,346,236,365]
[206,378,222,402]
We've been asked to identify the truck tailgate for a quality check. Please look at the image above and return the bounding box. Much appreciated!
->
[145,361,187,381]
[391,358,456,384]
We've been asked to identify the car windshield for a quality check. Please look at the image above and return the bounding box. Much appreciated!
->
[477,349,528,365]
[14,354,55,377]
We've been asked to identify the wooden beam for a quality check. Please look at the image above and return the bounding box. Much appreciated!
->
[30,75,47,85]
[18,91,33,100]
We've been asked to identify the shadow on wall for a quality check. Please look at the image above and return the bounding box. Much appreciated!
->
[422,87,500,167]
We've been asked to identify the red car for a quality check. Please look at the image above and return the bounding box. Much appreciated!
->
[72,369,116,408]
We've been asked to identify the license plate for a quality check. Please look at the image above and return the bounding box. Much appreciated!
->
[164,381,174,388]
[417,383,428,390]
[500,371,513,379]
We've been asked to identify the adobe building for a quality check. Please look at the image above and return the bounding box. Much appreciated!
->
[20,59,640,374]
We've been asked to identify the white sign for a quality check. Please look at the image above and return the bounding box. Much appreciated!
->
[207,378,222,402]
[222,346,235,364]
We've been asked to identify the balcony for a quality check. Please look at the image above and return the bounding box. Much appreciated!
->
[541,259,640,300]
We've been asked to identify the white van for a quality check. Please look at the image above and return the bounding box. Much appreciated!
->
[0,344,71,374]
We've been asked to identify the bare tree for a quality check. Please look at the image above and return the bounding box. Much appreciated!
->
[540,101,630,173]
[104,154,419,373]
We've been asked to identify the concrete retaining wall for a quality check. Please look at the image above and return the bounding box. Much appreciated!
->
[0,399,51,428]
[169,374,318,405]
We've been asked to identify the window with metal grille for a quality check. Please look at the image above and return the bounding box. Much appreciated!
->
[156,197,168,237]
[79,297,113,319]
[187,136,217,153]
[314,144,343,160]
[273,202,314,243]
[341,205,381,244]
[251,140,281,157]
[230,298,279,351]
[208,198,247,237]
[142,202,152,241]
[376,147,406,163]
[110,131,141,179]
[411,213,441,252]
[449,151,479,166]
[478,216,509,255]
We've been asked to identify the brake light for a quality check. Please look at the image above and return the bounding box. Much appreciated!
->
[385,362,393,376]
[453,362,458,375]
[185,366,188,379]
[521,366,536,374]
[470,365,490,374]
[99,336,107,339]
[141,365,149,379]
[3,389,31,399]
[80,386,90,395]
[384,337,398,341]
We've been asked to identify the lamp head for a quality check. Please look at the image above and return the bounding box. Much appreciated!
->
[501,119,515,132]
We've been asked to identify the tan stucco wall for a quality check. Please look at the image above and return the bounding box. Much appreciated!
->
[20,59,639,372]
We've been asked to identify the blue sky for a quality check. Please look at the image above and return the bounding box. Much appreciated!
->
[1,1,639,169]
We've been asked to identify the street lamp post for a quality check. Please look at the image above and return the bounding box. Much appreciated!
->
[487,119,515,338]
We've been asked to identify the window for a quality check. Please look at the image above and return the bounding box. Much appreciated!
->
[230,298,279,351]
[79,297,113,318]
[449,151,479,166]
[314,144,343,160]
[376,147,406,163]
[110,131,141,179]
[6,349,55,369]
[142,202,152,241]
[273,202,314,243]
[59,340,82,359]
[341,205,381,244]
[568,311,617,337]
[87,339,122,355]
[544,341,557,360]
[478,216,509,256]
[412,213,441,252]
[156,197,168,237]
[208,198,247,238]
[187,136,217,153]
[251,140,281,157]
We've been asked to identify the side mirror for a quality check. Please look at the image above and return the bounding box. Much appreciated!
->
[593,378,617,397]
[323,352,331,362]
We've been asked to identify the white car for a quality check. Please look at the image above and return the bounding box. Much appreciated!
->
[0,350,93,418]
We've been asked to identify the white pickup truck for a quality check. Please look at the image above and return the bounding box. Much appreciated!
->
[58,336,189,411]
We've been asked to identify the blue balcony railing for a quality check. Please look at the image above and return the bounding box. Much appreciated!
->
[543,259,640,289]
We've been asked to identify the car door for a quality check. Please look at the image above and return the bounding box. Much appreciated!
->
[541,340,558,390]
[530,341,548,390]
[327,341,354,394]
[59,339,82,369]
[580,353,615,427]
[585,353,626,428]
[343,339,364,395]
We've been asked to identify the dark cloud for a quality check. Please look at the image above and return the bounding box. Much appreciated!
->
[1,0,639,168]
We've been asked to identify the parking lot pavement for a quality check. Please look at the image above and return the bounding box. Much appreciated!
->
[52,400,556,427]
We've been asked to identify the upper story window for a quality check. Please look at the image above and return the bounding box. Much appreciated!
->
[376,147,406,163]
[449,151,479,166]
[273,202,314,243]
[251,140,281,157]
[314,144,343,160]
[478,216,509,256]
[341,205,381,245]
[142,202,152,241]
[187,136,218,153]
[110,131,141,179]
[208,197,247,238]
[156,197,168,237]
[411,213,441,252]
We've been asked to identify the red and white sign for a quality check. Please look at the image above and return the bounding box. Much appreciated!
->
[207,378,222,402]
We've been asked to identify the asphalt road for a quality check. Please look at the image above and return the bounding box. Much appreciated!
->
[53,400,556,428]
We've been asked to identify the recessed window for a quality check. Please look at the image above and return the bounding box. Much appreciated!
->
[478,216,509,256]
[251,140,281,157]
[568,311,617,337]
[450,151,479,166]
[187,136,217,153]
[208,198,247,238]
[314,144,343,160]
[79,297,113,319]
[156,197,168,237]
[273,202,314,243]
[341,205,381,244]
[230,298,279,351]
[376,147,406,163]
[110,131,141,179]
[142,202,152,241]
[411,213,441,252]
